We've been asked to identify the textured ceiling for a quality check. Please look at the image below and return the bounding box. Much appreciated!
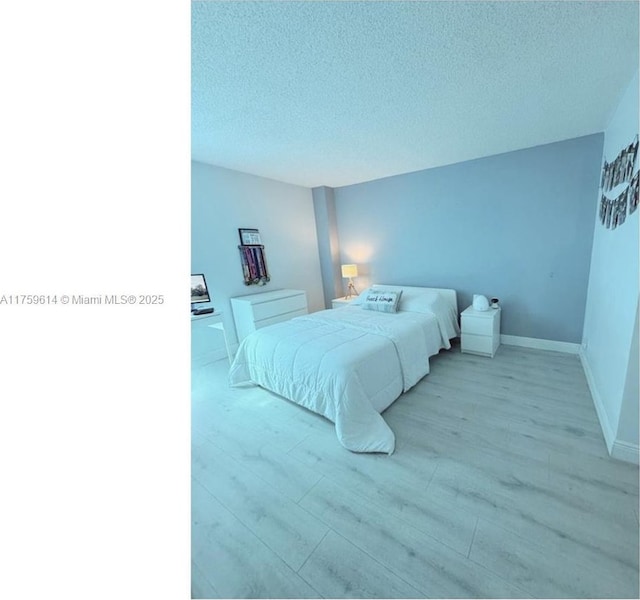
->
[191,1,639,188]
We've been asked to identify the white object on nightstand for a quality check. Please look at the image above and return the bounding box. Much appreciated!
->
[331,296,356,308]
[472,294,490,311]
[461,305,501,357]
[230,289,308,342]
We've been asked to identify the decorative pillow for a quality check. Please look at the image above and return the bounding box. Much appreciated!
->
[365,285,439,314]
[349,287,374,305]
[361,290,403,313]
[350,287,401,305]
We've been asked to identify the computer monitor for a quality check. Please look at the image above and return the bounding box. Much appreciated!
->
[191,273,211,307]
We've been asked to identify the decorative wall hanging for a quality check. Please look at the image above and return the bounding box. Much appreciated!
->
[629,170,639,215]
[599,134,639,229]
[601,136,638,192]
[238,228,270,285]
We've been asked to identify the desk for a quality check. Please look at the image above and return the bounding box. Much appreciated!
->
[191,311,233,364]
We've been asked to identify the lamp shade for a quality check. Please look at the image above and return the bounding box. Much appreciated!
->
[341,264,358,278]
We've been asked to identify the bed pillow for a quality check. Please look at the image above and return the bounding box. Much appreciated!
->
[360,290,403,313]
[397,289,440,313]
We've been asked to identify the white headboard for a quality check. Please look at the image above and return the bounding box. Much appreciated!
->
[366,284,458,315]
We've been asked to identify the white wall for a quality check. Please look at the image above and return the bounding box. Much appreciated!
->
[312,186,343,307]
[617,302,639,448]
[581,71,639,463]
[191,161,325,353]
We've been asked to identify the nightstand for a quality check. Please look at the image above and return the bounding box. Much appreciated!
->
[331,296,356,309]
[461,306,501,357]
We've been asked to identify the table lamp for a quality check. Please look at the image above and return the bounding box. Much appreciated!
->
[341,264,359,299]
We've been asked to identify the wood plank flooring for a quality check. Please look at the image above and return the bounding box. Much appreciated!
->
[191,341,639,598]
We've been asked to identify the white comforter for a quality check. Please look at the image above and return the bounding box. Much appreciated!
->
[229,306,455,454]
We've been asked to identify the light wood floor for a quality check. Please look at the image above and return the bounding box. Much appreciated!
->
[191,341,639,599]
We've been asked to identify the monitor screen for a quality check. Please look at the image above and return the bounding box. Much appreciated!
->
[191,273,211,304]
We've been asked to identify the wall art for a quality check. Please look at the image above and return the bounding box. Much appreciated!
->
[238,228,263,246]
[238,228,270,285]
[601,135,638,193]
[629,170,639,215]
[599,134,639,229]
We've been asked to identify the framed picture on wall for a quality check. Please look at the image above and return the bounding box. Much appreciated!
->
[238,228,262,246]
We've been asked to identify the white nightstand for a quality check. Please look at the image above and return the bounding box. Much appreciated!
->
[461,306,501,357]
[331,296,356,308]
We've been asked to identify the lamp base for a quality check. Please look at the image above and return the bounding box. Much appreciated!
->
[345,280,359,300]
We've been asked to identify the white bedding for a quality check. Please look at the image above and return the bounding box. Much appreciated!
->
[229,288,459,454]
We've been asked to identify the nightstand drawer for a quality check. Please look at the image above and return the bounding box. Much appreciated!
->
[461,332,498,356]
[461,314,496,336]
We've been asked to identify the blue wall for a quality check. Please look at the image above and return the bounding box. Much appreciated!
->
[321,134,603,343]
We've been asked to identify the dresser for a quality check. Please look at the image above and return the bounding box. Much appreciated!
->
[230,289,308,342]
[461,306,501,357]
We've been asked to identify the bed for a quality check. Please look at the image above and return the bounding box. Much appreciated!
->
[229,285,460,454]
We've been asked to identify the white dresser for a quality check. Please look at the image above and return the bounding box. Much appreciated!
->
[230,289,308,342]
[461,306,501,357]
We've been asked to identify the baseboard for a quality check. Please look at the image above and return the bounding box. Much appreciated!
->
[612,440,640,465]
[500,334,581,354]
[579,349,639,464]
[579,349,615,454]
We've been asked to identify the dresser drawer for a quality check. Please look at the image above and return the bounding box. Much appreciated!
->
[252,293,307,321]
[255,308,308,330]
[461,332,498,357]
[231,289,308,342]
[461,314,496,336]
